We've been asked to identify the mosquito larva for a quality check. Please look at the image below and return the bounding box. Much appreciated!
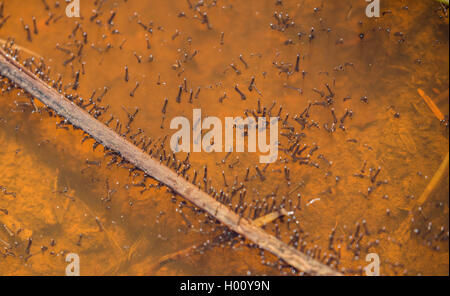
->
[161,115,165,129]
[119,39,127,50]
[362,220,370,235]
[108,11,116,25]
[219,92,227,103]
[340,108,350,124]
[371,166,381,183]
[105,115,114,126]
[203,165,208,181]
[134,52,142,63]
[96,87,108,102]
[312,88,324,97]
[172,29,180,40]
[255,165,265,181]
[248,76,255,92]
[192,170,198,185]
[284,166,290,181]
[256,99,262,114]
[137,19,148,31]
[0,15,10,29]
[76,234,83,246]
[331,108,337,124]
[202,12,212,30]
[95,217,104,232]
[277,106,283,118]
[41,0,49,10]
[234,85,246,100]
[266,101,276,117]
[183,78,188,93]
[229,63,241,75]
[222,171,228,187]
[25,238,32,254]
[22,20,32,42]
[143,34,151,50]
[229,157,240,168]
[124,65,129,82]
[162,98,168,114]
[239,54,249,69]
[45,13,54,25]
[63,54,75,67]
[72,71,80,90]
[194,87,201,99]
[176,85,183,103]
[325,83,335,98]
[130,81,140,97]
[32,16,38,34]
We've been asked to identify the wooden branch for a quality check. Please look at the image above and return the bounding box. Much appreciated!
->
[417,88,445,121]
[416,152,449,206]
[0,48,341,276]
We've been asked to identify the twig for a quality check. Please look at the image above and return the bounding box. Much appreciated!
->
[0,48,341,276]
[417,88,445,121]
[150,209,291,273]
[416,152,449,207]
[397,153,449,241]
[0,38,42,58]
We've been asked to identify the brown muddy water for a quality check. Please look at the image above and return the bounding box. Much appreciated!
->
[0,0,448,276]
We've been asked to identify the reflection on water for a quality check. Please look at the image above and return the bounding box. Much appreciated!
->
[0,0,448,275]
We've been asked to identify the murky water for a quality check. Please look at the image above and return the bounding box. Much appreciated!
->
[0,0,448,276]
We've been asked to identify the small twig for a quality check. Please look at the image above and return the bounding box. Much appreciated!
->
[416,152,449,207]
[0,48,340,276]
[150,209,291,273]
[397,153,449,241]
[0,38,42,58]
[417,88,445,121]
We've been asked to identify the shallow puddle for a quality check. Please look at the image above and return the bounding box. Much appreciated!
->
[0,0,448,275]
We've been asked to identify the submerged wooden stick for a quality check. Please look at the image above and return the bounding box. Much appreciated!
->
[397,152,449,241]
[416,152,449,206]
[150,209,291,273]
[0,39,43,58]
[0,48,341,276]
[417,88,445,121]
